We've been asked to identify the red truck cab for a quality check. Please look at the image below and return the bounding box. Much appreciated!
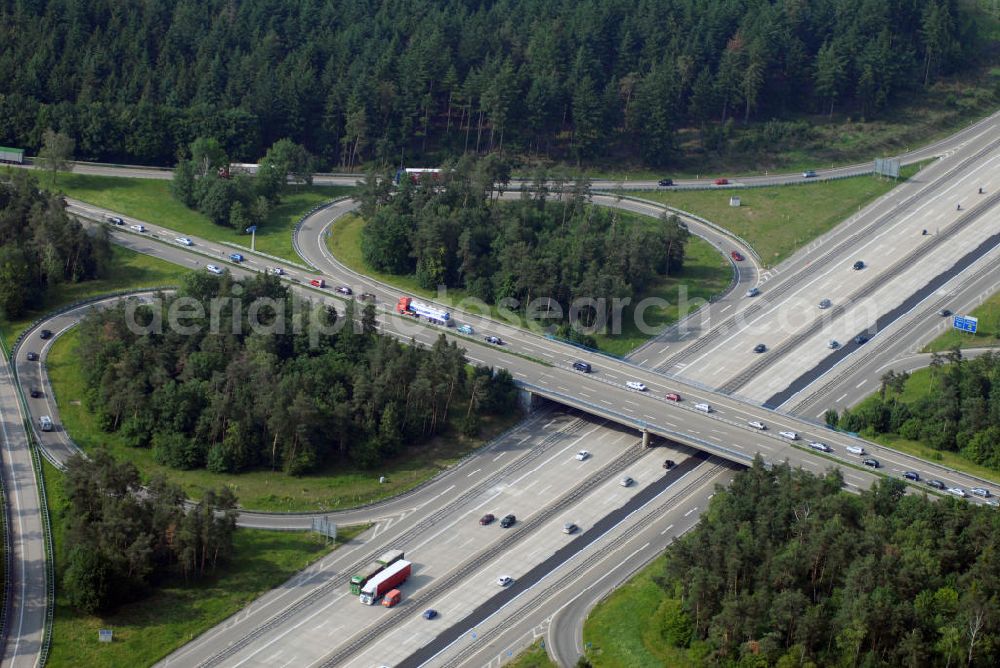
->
[310,278,325,288]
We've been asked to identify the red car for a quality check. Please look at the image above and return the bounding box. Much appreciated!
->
[665,393,682,402]
[730,251,744,261]
[479,513,495,526]
[713,178,729,185]
[310,278,325,288]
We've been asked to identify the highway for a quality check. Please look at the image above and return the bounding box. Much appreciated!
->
[2,109,999,668]
[0,342,48,666]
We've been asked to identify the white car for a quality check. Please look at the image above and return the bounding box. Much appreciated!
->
[694,403,712,413]
[947,487,968,498]
[575,450,590,461]
[845,445,865,455]
[269,266,285,275]
[971,487,991,498]
[748,420,766,430]
[620,476,634,487]
[206,264,224,275]
[626,381,647,391]
[779,431,798,440]
[497,576,513,587]
[809,441,832,453]
[129,224,146,232]
[174,236,193,246]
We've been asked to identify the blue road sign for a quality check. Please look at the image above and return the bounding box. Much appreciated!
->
[245,225,257,233]
[953,315,978,333]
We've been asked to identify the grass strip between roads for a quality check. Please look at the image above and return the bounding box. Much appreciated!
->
[42,457,369,668]
[46,328,524,511]
[629,164,921,267]
[507,640,558,668]
[52,171,353,263]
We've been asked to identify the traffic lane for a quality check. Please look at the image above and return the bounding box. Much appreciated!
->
[0,353,47,666]
[431,464,735,668]
[215,423,651,668]
[155,412,616,667]
[394,452,718,668]
[674,155,999,386]
[748,225,1000,403]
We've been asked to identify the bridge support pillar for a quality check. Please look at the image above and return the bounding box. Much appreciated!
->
[642,429,651,448]
[518,388,539,414]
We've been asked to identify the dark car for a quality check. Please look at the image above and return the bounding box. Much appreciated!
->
[106,215,125,225]
[713,178,729,185]
[26,352,38,361]
[572,361,592,373]
[853,260,865,270]
[939,309,952,317]
[39,329,52,340]
[663,459,676,470]
[657,178,674,187]
[665,393,681,402]
[903,471,921,482]
[927,479,946,490]
[359,292,376,302]
[422,609,438,620]
[479,513,495,526]
[753,343,767,353]
[335,285,353,296]
[485,335,503,345]
[499,514,516,528]
[862,458,880,469]
[29,388,42,398]
[854,334,869,345]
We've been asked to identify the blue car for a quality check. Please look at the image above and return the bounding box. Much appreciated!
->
[422,609,437,620]
[457,324,474,335]
[229,253,244,262]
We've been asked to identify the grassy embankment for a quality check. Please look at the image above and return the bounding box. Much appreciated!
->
[41,458,369,668]
[923,289,1000,352]
[581,554,699,667]
[630,163,921,267]
[46,327,522,512]
[55,172,353,263]
[845,367,1000,485]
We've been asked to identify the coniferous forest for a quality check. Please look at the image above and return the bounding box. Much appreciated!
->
[0,0,975,168]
